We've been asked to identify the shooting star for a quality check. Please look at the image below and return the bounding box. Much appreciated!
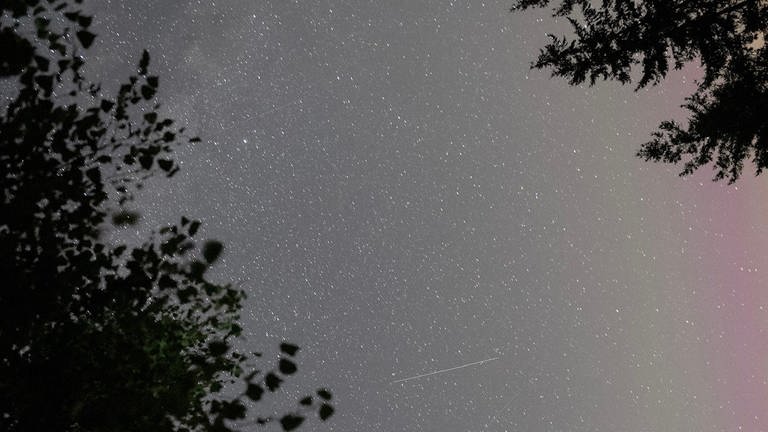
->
[390,357,499,384]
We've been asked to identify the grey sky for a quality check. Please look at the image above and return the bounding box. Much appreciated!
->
[87,1,768,431]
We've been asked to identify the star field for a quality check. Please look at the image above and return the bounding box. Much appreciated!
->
[88,1,768,431]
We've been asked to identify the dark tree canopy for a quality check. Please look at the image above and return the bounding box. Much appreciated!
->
[512,0,768,183]
[0,1,332,431]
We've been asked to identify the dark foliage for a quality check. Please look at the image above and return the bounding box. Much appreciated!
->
[512,0,768,183]
[0,1,333,431]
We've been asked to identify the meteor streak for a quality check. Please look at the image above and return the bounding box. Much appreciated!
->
[390,357,499,384]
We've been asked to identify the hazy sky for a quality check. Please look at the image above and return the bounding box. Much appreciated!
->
[89,1,768,430]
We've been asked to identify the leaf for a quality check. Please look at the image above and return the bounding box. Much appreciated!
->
[140,84,155,100]
[138,154,153,169]
[112,210,140,226]
[156,118,174,129]
[245,383,264,401]
[280,342,299,356]
[157,159,173,172]
[265,373,282,392]
[188,221,201,236]
[280,415,304,431]
[220,401,246,420]
[85,167,101,184]
[299,396,312,406]
[189,260,207,279]
[139,49,150,74]
[78,15,93,28]
[318,404,334,421]
[162,131,175,142]
[207,340,229,356]
[76,30,96,48]
[279,358,297,375]
[316,389,332,400]
[100,99,114,112]
[229,323,242,337]
[202,240,223,263]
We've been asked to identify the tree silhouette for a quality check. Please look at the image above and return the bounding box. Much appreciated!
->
[512,0,768,183]
[0,2,333,431]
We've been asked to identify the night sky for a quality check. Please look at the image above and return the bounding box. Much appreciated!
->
[87,1,768,431]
